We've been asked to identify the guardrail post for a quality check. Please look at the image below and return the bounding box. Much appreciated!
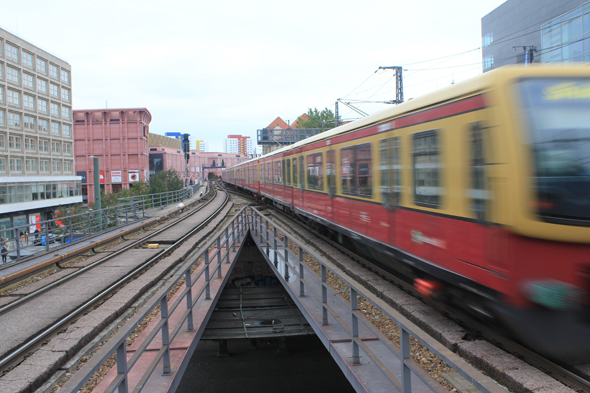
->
[142,200,145,218]
[225,228,230,263]
[299,246,304,296]
[45,222,50,252]
[273,227,278,267]
[185,270,194,331]
[351,287,360,364]
[401,328,412,393]
[217,238,222,278]
[132,200,137,220]
[151,194,155,209]
[87,212,92,235]
[231,221,236,252]
[205,251,211,300]
[116,341,129,393]
[160,296,171,375]
[103,209,108,229]
[265,221,270,256]
[284,236,289,281]
[321,265,328,326]
[15,228,21,261]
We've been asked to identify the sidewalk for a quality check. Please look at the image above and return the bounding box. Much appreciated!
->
[0,183,209,280]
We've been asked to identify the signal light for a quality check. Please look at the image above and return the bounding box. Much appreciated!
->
[414,278,444,299]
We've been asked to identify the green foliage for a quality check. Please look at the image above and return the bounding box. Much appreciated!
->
[149,170,183,195]
[100,180,150,208]
[295,107,339,131]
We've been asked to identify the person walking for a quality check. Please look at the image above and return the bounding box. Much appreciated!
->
[1,244,7,264]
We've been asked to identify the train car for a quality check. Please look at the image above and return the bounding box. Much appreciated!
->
[225,65,590,358]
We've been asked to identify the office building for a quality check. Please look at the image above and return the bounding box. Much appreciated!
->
[0,27,81,232]
[482,0,590,71]
[73,108,151,204]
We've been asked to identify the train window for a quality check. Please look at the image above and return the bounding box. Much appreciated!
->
[306,153,324,190]
[275,161,282,184]
[282,159,286,185]
[341,143,372,197]
[266,162,272,183]
[469,122,487,220]
[413,130,441,207]
[327,149,336,197]
[380,137,401,208]
[292,157,298,187]
[286,158,291,185]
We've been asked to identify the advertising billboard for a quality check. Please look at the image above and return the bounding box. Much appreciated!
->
[112,170,122,183]
[129,170,140,182]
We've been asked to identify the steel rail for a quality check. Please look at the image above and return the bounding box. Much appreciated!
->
[0,187,229,371]
[224,185,590,393]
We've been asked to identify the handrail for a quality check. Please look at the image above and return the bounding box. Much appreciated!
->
[249,207,505,393]
[59,206,248,393]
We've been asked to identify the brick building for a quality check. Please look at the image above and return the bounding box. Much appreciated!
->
[73,108,151,204]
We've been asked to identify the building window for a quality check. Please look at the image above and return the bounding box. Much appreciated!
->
[483,54,494,70]
[51,141,61,153]
[413,130,442,207]
[38,119,48,132]
[8,113,20,127]
[64,143,71,154]
[50,102,60,116]
[7,90,19,105]
[24,94,34,109]
[51,122,60,134]
[26,159,36,172]
[50,83,59,97]
[60,69,70,83]
[22,52,33,67]
[6,67,19,83]
[9,135,21,149]
[23,73,33,89]
[37,78,47,93]
[483,32,493,47]
[0,111,4,125]
[39,99,48,113]
[0,86,3,102]
[49,64,58,78]
[61,106,70,119]
[61,88,70,102]
[52,160,61,172]
[37,58,47,73]
[5,43,18,62]
[0,134,4,148]
[39,140,49,152]
[25,137,36,151]
[64,161,72,173]
[62,124,71,136]
[0,158,5,171]
[24,115,35,130]
[40,159,49,172]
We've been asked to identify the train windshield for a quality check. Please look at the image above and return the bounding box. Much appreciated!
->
[518,78,590,225]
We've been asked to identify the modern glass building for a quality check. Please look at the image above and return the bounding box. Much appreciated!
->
[481,0,590,71]
[0,26,82,232]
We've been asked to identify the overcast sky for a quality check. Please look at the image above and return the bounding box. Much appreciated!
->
[1,0,506,153]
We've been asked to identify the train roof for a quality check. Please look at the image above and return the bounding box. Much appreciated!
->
[233,64,590,166]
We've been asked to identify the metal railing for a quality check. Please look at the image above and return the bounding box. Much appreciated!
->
[0,201,150,264]
[59,208,249,393]
[250,208,504,393]
[117,183,201,210]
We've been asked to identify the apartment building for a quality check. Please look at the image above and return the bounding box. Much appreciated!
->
[225,134,253,156]
[0,27,81,232]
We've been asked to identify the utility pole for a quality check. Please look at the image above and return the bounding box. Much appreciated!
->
[182,134,190,187]
[513,45,537,64]
[335,101,339,127]
[378,66,404,104]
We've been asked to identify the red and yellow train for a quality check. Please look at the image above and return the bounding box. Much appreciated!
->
[224,65,590,358]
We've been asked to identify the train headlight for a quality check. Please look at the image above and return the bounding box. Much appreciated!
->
[524,279,585,310]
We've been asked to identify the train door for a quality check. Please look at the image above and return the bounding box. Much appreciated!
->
[284,157,293,209]
[380,137,401,246]
[326,149,336,223]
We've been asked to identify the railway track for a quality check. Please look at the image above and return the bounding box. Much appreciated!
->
[0,185,230,382]
[223,184,590,393]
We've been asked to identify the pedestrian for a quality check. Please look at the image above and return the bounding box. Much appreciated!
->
[34,228,40,242]
[19,231,25,247]
[24,230,29,245]
[1,244,7,264]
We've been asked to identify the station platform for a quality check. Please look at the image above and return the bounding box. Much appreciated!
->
[0,183,208,285]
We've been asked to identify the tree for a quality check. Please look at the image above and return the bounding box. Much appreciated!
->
[295,107,339,131]
[149,169,183,195]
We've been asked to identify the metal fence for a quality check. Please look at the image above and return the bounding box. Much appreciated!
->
[0,183,203,265]
[59,207,249,393]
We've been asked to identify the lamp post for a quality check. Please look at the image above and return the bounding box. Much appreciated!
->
[90,156,102,232]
